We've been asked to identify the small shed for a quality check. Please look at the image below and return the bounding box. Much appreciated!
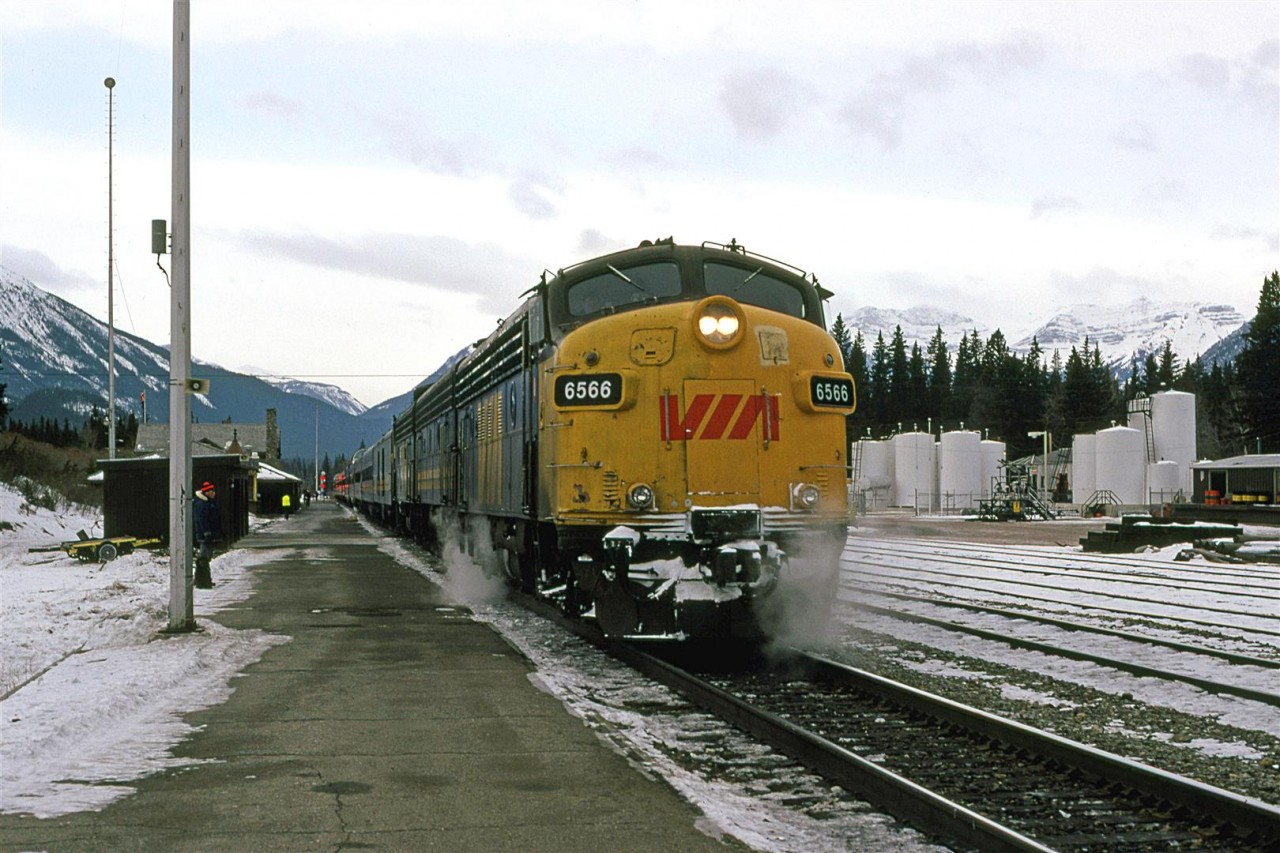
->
[1191,454,1279,505]
[254,462,303,515]
[97,454,256,543]
[1178,453,1280,525]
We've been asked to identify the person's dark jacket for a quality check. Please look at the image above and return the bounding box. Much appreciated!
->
[194,491,222,543]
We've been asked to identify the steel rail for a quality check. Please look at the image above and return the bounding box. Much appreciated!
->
[848,535,1280,580]
[843,599,1280,706]
[800,652,1280,842]
[515,593,1052,851]
[846,585,1280,669]
[848,562,1280,629]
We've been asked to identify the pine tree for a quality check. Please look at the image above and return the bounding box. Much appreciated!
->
[925,326,951,425]
[907,343,928,427]
[829,313,854,372]
[869,332,891,431]
[847,332,870,440]
[1236,271,1280,451]
[888,326,909,426]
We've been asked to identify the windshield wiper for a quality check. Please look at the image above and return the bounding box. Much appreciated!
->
[607,264,645,292]
[732,267,763,293]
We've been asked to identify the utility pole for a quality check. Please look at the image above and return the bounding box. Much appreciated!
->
[105,77,117,459]
[166,0,194,633]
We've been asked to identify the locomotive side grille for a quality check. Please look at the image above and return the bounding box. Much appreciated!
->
[602,470,620,507]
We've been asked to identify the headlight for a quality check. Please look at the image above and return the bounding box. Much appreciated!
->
[627,482,655,509]
[693,298,745,349]
[791,483,821,511]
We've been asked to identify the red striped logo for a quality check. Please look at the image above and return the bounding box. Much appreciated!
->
[660,393,780,441]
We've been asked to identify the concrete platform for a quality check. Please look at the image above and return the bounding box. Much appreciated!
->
[0,503,739,852]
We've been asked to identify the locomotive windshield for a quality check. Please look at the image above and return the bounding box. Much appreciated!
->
[703,261,808,319]
[566,261,682,317]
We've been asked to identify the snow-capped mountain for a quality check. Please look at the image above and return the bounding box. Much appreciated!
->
[0,267,390,457]
[840,297,1247,375]
[242,369,368,417]
[1010,297,1246,372]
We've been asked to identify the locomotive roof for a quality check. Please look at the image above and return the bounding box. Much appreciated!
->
[553,238,814,286]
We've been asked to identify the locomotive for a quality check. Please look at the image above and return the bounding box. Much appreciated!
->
[344,239,855,639]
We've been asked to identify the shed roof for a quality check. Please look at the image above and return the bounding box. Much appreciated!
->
[1191,454,1280,470]
[136,423,270,458]
[256,462,301,483]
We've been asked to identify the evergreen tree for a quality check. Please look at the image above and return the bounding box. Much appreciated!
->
[925,326,951,425]
[907,343,928,427]
[828,313,854,371]
[1156,340,1178,390]
[888,326,910,426]
[1236,271,1280,451]
[950,330,982,423]
[869,332,891,431]
[847,331,870,440]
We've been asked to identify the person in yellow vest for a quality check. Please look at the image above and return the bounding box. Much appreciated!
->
[282,492,293,518]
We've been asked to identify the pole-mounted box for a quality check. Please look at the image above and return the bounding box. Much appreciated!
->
[151,219,168,255]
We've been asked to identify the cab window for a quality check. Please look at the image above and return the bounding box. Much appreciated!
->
[566,262,682,317]
[704,262,806,319]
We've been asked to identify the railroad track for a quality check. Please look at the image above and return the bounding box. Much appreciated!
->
[519,593,1280,851]
[636,646,1280,852]
[840,590,1280,706]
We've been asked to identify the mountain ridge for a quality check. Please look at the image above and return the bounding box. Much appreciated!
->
[3,266,1251,459]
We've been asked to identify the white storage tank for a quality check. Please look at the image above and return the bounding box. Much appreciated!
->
[856,440,895,507]
[1151,390,1196,496]
[979,439,1006,497]
[939,430,983,510]
[892,432,936,510]
[1094,426,1144,504]
[1148,460,1180,503]
[1073,433,1096,504]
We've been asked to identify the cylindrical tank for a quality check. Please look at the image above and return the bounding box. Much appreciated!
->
[939,430,982,510]
[1095,426,1144,504]
[1147,460,1180,503]
[855,439,894,508]
[857,440,893,489]
[979,439,1006,497]
[892,432,936,510]
[1072,433,1096,504]
[1151,391,1197,496]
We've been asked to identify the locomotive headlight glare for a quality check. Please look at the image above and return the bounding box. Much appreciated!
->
[694,298,745,348]
[792,483,821,511]
[627,482,655,509]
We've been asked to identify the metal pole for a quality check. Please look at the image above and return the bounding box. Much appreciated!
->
[167,0,194,632]
[105,77,117,459]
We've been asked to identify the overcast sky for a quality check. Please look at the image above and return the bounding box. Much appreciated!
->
[2,1,1276,406]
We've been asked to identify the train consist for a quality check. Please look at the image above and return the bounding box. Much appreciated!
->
[339,239,855,639]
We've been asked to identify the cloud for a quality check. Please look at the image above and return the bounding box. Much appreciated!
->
[838,33,1046,150]
[576,229,619,256]
[236,91,309,121]
[1175,52,1232,90]
[358,105,486,176]
[719,67,814,141]
[1111,120,1158,152]
[233,231,531,314]
[1212,224,1280,253]
[0,244,97,294]
[1030,195,1082,219]
[507,171,565,220]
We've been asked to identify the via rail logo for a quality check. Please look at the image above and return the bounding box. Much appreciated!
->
[660,392,780,442]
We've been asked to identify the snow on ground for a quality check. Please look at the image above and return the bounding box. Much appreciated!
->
[3,482,1275,843]
[0,483,286,818]
[371,527,946,853]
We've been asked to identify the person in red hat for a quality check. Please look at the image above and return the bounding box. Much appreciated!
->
[193,481,222,588]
